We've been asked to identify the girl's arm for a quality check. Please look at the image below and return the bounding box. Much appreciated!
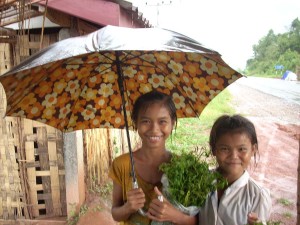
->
[248,187,272,224]
[111,181,146,222]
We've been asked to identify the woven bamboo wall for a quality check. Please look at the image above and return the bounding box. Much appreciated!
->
[21,119,66,218]
[0,86,25,220]
[0,85,67,220]
[0,43,12,75]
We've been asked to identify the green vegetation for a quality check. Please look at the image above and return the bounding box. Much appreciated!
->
[252,221,281,225]
[67,181,113,224]
[67,204,89,225]
[244,18,300,77]
[166,88,235,154]
[159,148,227,207]
[277,198,292,207]
[282,212,292,219]
[89,177,113,198]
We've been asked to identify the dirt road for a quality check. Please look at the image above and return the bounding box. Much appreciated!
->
[228,79,300,225]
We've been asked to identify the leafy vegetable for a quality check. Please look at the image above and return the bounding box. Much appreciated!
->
[159,148,227,207]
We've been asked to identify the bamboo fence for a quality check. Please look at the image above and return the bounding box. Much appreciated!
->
[84,128,140,189]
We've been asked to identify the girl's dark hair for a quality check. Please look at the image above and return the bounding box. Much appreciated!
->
[209,114,258,152]
[131,91,177,129]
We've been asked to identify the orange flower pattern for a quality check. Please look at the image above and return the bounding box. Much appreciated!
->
[0,51,242,132]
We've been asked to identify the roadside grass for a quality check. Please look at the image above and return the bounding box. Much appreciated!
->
[277,198,293,207]
[246,73,282,79]
[166,88,235,154]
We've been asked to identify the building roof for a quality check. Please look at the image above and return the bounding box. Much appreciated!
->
[0,0,151,29]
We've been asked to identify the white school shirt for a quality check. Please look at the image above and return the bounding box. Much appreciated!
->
[198,171,272,225]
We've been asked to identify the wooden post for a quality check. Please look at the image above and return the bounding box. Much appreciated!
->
[63,131,85,217]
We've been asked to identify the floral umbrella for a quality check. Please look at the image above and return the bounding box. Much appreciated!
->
[0,25,242,132]
[0,25,242,199]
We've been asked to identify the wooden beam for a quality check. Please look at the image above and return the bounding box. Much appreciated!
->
[0,0,18,9]
[0,37,17,43]
[0,10,43,27]
[0,0,43,9]
[0,27,16,36]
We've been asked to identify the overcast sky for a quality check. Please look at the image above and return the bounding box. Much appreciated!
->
[132,0,300,70]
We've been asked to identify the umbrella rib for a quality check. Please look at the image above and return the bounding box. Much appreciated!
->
[62,51,163,74]
[117,51,161,70]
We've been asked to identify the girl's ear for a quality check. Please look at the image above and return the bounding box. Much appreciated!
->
[251,144,258,155]
[172,120,176,129]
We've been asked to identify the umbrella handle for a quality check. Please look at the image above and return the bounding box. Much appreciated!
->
[132,181,163,217]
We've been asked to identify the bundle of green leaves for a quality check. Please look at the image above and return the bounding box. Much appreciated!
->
[159,149,227,207]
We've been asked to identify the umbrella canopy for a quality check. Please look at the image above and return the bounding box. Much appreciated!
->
[0,25,242,132]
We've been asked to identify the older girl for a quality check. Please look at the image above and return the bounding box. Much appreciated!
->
[109,91,197,225]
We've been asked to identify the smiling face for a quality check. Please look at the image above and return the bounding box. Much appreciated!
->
[136,102,174,150]
[213,131,257,184]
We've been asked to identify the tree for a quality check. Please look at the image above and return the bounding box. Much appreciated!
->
[245,18,300,76]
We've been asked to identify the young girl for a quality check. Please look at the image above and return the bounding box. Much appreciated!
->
[199,114,272,225]
[109,91,197,225]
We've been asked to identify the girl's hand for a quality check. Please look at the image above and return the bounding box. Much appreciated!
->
[125,188,146,213]
[247,212,259,224]
[147,186,173,222]
[147,187,198,225]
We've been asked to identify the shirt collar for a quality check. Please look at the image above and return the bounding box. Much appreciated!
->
[225,170,250,194]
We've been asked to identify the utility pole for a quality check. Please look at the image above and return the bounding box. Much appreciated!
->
[145,1,172,27]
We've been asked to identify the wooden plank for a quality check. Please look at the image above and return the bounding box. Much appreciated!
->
[25,161,40,168]
[28,41,40,50]
[35,169,65,177]
[0,43,12,75]
[47,126,62,215]
[24,119,39,218]
[0,38,16,43]
[36,126,53,215]
[6,196,11,219]
[30,170,65,177]
[0,11,43,27]
[14,37,21,65]
[18,35,30,57]
[53,129,66,216]
[37,193,52,200]
[49,33,58,45]
[12,118,29,219]
[36,184,43,191]
[0,196,2,217]
[37,204,46,210]
[77,18,98,35]
[35,171,50,176]
[40,35,50,50]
